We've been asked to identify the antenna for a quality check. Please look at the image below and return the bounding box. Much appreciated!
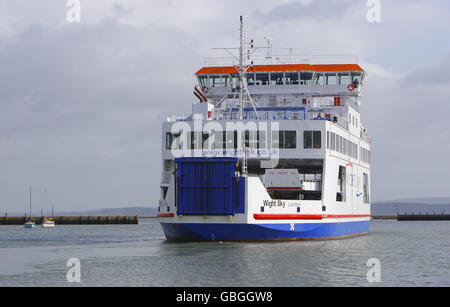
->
[210,16,260,120]
[264,37,273,64]
[239,15,244,120]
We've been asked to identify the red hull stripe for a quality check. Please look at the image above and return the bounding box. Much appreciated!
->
[254,214,323,220]
[158,213,175,218]
[324,214,372,218]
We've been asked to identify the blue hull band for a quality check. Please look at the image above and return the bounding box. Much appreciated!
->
[160,220,370,241]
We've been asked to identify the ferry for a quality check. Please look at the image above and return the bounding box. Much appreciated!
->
[157,17,371,241]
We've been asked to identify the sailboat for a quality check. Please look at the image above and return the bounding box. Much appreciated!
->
[24,187,36,229]
[42,187,55,228]
[42,218,55,228]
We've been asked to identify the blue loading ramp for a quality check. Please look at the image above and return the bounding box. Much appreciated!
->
[175,158,245,215]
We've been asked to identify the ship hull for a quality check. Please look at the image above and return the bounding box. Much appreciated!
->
[160,219,370,242]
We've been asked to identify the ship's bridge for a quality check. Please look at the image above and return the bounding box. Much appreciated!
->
[195,63,365,102]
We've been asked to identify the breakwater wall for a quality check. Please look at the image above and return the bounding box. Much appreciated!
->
[0,216,139,225]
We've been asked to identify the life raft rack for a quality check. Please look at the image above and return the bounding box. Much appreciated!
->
[193,86,209,103]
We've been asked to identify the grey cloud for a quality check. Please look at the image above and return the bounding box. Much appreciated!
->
[1,0,450,212]
[0,21,200,212]
[362,55,450,200]
[403,52,450,86]
[253,0,363,22]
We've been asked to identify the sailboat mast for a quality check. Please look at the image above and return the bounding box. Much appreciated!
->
[29,187,32,219]
[44,186,48,218]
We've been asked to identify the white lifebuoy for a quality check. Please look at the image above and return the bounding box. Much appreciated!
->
[347,84,355,92]
[202,86,209,94]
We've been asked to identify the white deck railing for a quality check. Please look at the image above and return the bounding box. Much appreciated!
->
[203,54,359,67]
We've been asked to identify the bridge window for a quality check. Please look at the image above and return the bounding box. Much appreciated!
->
[314,73,325,85]
[270,72,284,85]
[338,73,351,85]
[223,75,229,86]
[208,75,217,87]
[285,72,299,85]
[352,72,362,82]
[300,72,313,85]
[351,72,362,86]
[230,74,238,88]
[198,75,208,88]
[208,75,222,87]
[256,73,269,85]
[325,73,337,85]
[210,75,228,87]
[246,73,255,86]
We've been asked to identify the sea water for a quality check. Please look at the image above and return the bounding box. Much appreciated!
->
[0,219,449,286]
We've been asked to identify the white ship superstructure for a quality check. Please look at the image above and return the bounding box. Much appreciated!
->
[157,17,371,241]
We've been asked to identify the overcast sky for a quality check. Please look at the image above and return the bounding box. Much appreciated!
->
[1,0,449,213]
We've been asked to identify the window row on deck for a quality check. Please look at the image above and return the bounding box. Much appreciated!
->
[326,131,370,164]
[167,130,369,164]
[198,71,363,88]
[166,130,296,150]
[166,130,321,151]
[327,131,358,160]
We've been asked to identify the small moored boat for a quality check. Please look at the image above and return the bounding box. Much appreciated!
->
[24,221,36,229]
[24,187,36,229]
[42,218,55,228]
